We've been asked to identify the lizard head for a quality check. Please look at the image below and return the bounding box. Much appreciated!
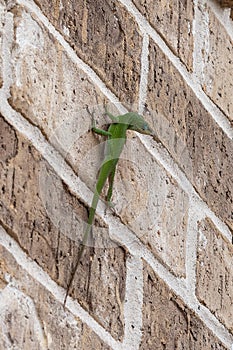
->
[126,112,155,136]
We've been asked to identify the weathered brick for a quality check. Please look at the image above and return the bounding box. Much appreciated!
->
[0,244,112,350]
[10,6,189,278]
[34,0,142,106]
[0,115,126,340]
[141,263,228,350]
[202,7,233,122]
[132,0,194,70]
[0,113,18,162]
[218,0,233,7]
[196,218,233,332]
[0,2,6,88]
[113,136,188,277]
[146,39,233,230]
[10,5,105,167]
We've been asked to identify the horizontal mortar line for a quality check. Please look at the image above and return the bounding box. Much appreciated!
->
[16,0,127,115]
[209,0,233,39]
[0,81,231,245]
[0,96,196,267]
[0,9,206,208]
[127,8,233,244]
[2,16,231,248]
[1,222,232,350]
[12,0,232,242]
[119,222,233,349]
[118,0,233,140]
[1,0,233,328]
[0,100,213,346]
[0,95,105,214]
[0,226,122,350]
[0,98,187,348]
[2,0,233,344]
[137,134,232,244]
[1,101,232,349]
[17,0,233,140]
[96,211,233,349]
[142,246,233,349]
[1,4,232,244]
[1,87,231,246]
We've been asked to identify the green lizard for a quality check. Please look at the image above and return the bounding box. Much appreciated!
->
[64,109,155,306]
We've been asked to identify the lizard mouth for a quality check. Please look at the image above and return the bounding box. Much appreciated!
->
[142,127,154,135]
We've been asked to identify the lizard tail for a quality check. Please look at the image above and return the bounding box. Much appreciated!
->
[63,192,98,307]
[63,223,92,307]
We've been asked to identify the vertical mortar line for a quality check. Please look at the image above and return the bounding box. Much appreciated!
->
[0,226,122,350]
[138,33,149,114]
[2,97,233,348]
[122,255,143,350]
[19,0,232,138]
[192,0,210,85]
[185,197,202,300]
[1,11,14,97]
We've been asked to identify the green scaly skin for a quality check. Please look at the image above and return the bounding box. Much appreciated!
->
[64,110,155,306]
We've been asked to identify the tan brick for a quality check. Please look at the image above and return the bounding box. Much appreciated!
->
[0,2,6,88]
[9,6,189,278]
[202,7,233,122]
[0,113,18,162]
[0,115,126,339]
[146,39,233,230]
[33,0,142,106]
[112,136,188,277]
[141,263,227,350]
[218,0,233,7]
[132,0,194,70]
[196,218,233,332]
[10,5,106,171]
[0,244,112,350]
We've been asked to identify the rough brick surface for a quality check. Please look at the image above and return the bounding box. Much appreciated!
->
[9,2,189,279]
[34,0,142,106]
[196,218,233,332]
[147,39,233,231]
[10,5,105,166]
[132,0,194,70]
[1,0,233,347]
[0,2,6,88]
[218,0,233,7]
[202,7,233,122]
[0,244,112,350]
[141,263,227,350]
[0,115,126,340]
[113,137,188,277]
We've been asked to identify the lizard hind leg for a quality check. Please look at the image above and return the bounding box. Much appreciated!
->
[106,167,116,208]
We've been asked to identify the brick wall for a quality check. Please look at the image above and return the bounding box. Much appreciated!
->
[0,0,232,349]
